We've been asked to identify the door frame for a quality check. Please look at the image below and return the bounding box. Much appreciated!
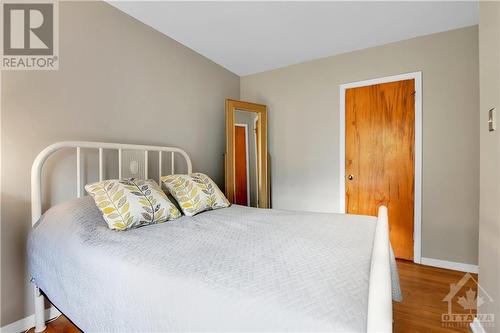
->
[235,123,251,206]
[339,71,422,263]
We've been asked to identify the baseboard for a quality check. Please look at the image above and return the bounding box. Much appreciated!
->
[470,318,487,333]
[420,257,478,273]
[0,306,60,333]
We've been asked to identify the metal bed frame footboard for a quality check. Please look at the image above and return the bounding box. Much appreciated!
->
[30,141,192,332]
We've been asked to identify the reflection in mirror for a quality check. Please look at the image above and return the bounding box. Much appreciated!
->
[225,99,268,208]
[234,110,259,207]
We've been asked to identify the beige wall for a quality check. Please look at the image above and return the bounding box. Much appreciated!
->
[478,2,500,331]
[241,26,479,265]
[0,1,239,326]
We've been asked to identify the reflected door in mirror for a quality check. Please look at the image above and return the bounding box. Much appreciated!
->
[225,99,269,208]
[234,125,249,205]
[234,110,259,207]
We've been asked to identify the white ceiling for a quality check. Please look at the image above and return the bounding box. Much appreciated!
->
[108,1,478,76]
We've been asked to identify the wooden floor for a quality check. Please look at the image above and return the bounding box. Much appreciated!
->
[29,260,477,333]
[27,316,80,333]
[394,260,477,332]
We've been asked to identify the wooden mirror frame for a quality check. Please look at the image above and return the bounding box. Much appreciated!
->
[225,99,269,208]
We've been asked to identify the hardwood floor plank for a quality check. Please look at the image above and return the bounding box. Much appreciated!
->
[394,260,477,332]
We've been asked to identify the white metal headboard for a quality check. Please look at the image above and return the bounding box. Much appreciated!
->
[31,141,192,226]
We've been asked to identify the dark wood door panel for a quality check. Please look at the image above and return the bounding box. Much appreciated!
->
[345,79,415,260]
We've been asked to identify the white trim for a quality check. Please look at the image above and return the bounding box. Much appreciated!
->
[235,124,251,206]
[0,306,61,333]
[470,318,487,333]
[339,71,422,264]
[421,257,478,273]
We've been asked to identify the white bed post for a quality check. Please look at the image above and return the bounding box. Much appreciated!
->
[31,147,47,332]
[34,285,46,332]
[366,206,393,333]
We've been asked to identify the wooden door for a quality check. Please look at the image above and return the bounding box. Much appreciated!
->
[345,79,415,260]
[234,125,248,205]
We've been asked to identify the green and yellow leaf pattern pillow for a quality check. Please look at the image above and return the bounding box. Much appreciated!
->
[161,173,230,216]
[85,178,181,230]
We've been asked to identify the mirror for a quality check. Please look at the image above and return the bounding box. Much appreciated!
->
[225,99,269,208]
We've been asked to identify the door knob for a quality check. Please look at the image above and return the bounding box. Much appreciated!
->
[348,174,354,181]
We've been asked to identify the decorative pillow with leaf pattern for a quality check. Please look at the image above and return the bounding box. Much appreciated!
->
[85,178,181,230]
[161,173,230,216]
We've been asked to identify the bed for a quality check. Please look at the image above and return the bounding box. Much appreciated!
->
[28,141,400,332]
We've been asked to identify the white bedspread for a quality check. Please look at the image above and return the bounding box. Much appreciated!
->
[28,196,400,332]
